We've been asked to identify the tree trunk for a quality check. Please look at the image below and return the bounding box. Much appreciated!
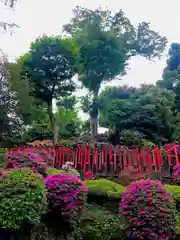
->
[90,90,99,138]
[90,116,98,137]
[48,100,57,145]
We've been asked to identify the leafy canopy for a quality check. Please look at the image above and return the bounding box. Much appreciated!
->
[99,84,180,146]
[19,35,77,104]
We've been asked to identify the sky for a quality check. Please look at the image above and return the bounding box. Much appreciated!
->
[0,0,180,131]
[1,0,180,88]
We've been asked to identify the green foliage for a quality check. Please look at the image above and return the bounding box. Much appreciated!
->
[8,63,40,126]
[0,168,47,229]
[64,6,167,136]
[157,43,180,112]
[19,35,78,144]
[20,35,77,103]
[166,185,180,202]
[85,179,125,199]
[46,167,62,175]
[71,203,124,240]
[56,106,82,139]
[99,84,180,145]
[166,184,180,212]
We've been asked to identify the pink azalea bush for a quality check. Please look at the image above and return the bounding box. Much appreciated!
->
[173,163,180,185]
[44,173,88,219]
[120,179,176,240]
[7,150,47,175]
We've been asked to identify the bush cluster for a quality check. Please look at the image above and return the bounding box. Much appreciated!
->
[1,145,180,240]
[120,179,177,240]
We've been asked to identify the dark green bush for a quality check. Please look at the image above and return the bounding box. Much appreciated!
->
[71,203,124,240]
[0,168,47,230]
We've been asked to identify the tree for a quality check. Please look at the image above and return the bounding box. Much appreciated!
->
[56,95,82,138]
[64,6,167,137]
[8,62,41,125]
[19,35,78,144]
[0,51,22,146]
[157,43,180,112]
[99,84,180,146]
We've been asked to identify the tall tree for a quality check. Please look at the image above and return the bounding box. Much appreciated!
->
[99,84,180,146]
[19,35,77,144]
[0,51,22,146]
[8,62,41,125]
[63,6,167,137]
[157,43,180,111]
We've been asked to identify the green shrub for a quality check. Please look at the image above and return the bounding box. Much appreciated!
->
[165,184,180,201]
[84,179,125,213]
[85,178,125,199]
[46,167,62,175]
[166,184,180,211]
[71,203,124,240]
[0,168,47,230]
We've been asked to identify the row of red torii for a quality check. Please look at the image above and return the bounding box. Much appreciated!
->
[9,143,180,176]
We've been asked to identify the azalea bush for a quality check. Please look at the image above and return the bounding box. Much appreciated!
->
[173,163,180,185]
[120,179,177,240]
[7,150,47,175]
[43,173,88,237]
[61,161,80,177]
[0,168,47,230]
[44,173,88,218]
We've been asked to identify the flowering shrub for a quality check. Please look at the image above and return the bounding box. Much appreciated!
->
[173,163,180,185]
[0,168,47,229]
[84,171,93,180]
[44,173,88,219]
[61,161,80,177]
[7,150,47,175]
[120,179,176,240]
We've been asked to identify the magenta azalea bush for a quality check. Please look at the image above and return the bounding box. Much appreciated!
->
[173,163,180,185]
[120,180,176,240]
[44,173,88,218]
[7,150,47,175]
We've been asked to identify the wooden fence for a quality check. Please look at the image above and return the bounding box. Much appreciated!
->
[8,143,180,177]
